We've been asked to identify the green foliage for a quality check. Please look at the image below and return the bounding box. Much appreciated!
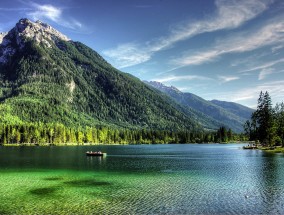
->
[274,102,284,146]
[0,38,198,130]
[214,126,243,143]
[0,123,217,145]
[244,91,284,146]
[0,104,22,124]
[145,81,254,133]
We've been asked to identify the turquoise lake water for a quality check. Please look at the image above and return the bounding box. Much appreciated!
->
[0,144,284,214]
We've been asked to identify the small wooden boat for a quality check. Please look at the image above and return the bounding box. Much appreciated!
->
[243,145,257,149]
[86,151,106,156]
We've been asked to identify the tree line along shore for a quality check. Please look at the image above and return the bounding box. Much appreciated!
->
[0,123,244,145]
[244,91,284,152]
[1,91,283,148]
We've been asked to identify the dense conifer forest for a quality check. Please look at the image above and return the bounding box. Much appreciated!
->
[0,123,244,145]
[244,91,284,146]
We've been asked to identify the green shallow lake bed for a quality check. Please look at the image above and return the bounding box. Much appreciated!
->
[1,144,284,214]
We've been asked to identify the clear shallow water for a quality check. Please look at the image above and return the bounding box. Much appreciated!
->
[0,144,284,214]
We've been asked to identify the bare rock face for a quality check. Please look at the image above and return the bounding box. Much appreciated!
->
[0,32,8,44]
[0,31,14,64]
[145,81,182,94]
[0,18,70,64]
[15,19,70,46]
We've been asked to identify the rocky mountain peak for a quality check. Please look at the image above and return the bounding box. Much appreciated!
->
[14,18,70,44]
[145,81,182,94]
[0,18,70,64]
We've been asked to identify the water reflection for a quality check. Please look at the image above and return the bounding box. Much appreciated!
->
[86,155,107,169]
[257,153,284,214]
[1,144,284,214]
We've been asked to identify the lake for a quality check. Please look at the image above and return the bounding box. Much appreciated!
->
[0,144,284,214]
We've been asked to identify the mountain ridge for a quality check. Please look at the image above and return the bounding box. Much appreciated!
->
[0,18,254,133]
[145,81,254,132]
[0,19,199,131]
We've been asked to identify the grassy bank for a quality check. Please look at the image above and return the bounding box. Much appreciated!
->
[259,146,284,153]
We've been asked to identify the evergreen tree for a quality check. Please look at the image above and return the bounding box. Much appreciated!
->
[244,91,278,146]
[255,91,275,145]
[274,102,284,146]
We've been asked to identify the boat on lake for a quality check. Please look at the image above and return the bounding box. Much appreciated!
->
[243,144,258,149]
[86,151,106,156]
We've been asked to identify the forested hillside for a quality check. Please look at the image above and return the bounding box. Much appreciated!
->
[0,19,198,131]
[145,81,254,132]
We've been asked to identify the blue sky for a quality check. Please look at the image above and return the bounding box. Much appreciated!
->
[1,0,284,108]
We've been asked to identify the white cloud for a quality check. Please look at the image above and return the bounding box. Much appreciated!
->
[218,75,240,83]
[204,80,284,107]
[272,44,284,53]
[153,0,270,50]
[103,43,151,68]
[258,68,274,80]
[172,50,221,66]
[28,4,61,22]
[230,52,269,67]
[172,20,284,67]
[240,58,284,73]
[152,75,211,83]
[233,81,284,103]
[26,2,82,30]
[103,0,271,68]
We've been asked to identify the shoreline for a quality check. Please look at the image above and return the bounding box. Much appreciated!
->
[260,146,284,153]
[1,143,122,147]
[1,142,249,147]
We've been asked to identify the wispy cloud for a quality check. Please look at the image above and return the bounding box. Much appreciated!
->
[103,43,151,68]
[218,75,240,83]
[25,2,82,29]
[28,4,61,22]
[230,52,269,67]
[103,0,271,68]
[233,80,284,103]
[150,0,271,52]
[172,20,284,67]
[240,58,284,73]
[258,68,274,80]
[204,80,284,107]
[0,7,31,11]
[152,75,211,83]
[272,44,284,53]
[258,68,284,80]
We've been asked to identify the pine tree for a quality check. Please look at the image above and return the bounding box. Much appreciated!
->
[274,102,284,146]
[252,91,275,146]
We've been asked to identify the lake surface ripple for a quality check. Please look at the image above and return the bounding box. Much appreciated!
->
[0,144,284,214]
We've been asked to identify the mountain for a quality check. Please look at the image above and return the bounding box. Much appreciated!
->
[210,100,253,120]
[145,81,254,132]
[0,18,199,130]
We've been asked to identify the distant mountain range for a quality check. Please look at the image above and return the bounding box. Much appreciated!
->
[144,81,254,132]
[0,19,253,132]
